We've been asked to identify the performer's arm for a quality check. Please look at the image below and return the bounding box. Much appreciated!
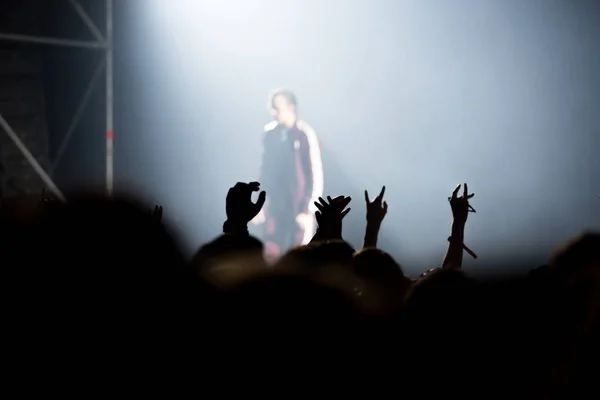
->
[297,120,323,213]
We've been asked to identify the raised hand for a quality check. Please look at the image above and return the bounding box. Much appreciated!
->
[313,195,351,240]
[448,183,475,224]
[363,186,388,248]
[150,205,163,223]
[226,182,267,224]
[442,183,477,268]
[314,195,352,222]
[365,186,388,225]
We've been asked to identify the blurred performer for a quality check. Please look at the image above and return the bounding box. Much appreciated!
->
[252,89,323,257]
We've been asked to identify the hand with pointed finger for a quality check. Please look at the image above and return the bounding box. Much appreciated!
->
[313,195,351,239]
[226,182,267,224]
[448,183,475,224]
[365,186,388,226]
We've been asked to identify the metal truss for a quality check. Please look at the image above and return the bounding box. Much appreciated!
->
[0,0,114,200]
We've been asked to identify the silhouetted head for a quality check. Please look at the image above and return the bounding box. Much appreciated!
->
[25,193,192,309]
[214,271,362,374]
[549,233,600,335]
[275,240,356,293]
[403,267,477,326]
[353,248,406,281]
[277,240,355,272]
[550,232,600,285]
[220,271,359,333]
[352,248,411,315]
[12,193,204,369]
[190,234,266,286]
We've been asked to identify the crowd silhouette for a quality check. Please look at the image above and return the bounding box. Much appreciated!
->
[1,180,598,396]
